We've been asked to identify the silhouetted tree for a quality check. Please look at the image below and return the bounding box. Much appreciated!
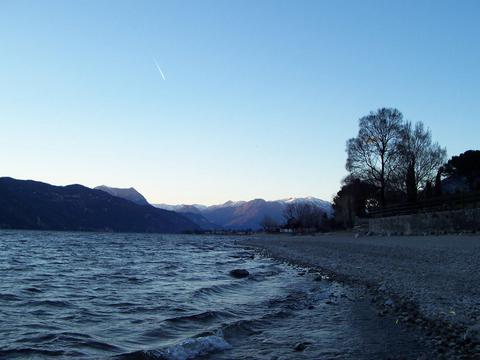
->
[405,161,417,203]
[397,121,447,197]
[346,108,403,207]
[424,180,433,199]
[260,215,279,233]
[434,167,443,196]
[333,177,379,228]
[444,150,480,191]
[283,203,326,231]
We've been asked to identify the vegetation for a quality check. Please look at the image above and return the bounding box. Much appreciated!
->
[335,107,480,229]
[346,108,403,207]
[332,107,480,228]
[397,121,447,202]
[260,215,279,233]
[346,108,447,208]
[333,177,378,228]
[272,107,480,232]
[282,202,329,232]
[443,150,480,191]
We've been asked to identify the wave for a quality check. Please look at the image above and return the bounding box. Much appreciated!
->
[228,251,255,259]
[164,310,229,325]
[140,326,175,339]
[0,293,20,301]
[23,287,43,293]
[13,331,122,353]
[192,282,243,298]
[192,266,283,298]
[26,299,73,308]
[115,333,231,360]
[248,269,283,282]
[0,347,66,357]
[265,290,322,314]
[219,306,297,340]
[220,318,264,338]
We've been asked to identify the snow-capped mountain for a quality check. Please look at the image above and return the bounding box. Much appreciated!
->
[153,203,208,212]
[95,185,332,231]
[278,196,333,215]
[154,197,333,230]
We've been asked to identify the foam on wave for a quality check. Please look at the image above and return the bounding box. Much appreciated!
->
[162,334,231,360]
[117,333,232,360]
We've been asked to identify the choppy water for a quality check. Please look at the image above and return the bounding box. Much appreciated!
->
[0,231,432,359]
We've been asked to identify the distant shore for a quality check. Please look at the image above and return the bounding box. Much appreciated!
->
[240,233,480,357]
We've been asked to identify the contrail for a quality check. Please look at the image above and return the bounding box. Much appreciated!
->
[153,58,166,80]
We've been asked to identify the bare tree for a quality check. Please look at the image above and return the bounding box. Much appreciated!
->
[283,203,303,229]
[283,203,326,231]
[260,215,278,233]
[346,108,404,207]
[397,121,447,198]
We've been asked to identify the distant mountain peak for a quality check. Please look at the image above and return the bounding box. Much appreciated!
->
[94,185,149,206]
[154,196,333,230]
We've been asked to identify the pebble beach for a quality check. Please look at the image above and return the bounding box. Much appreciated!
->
[241,233,480,358]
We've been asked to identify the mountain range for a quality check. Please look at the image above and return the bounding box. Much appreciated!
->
[93,186,333,231]
[0,178,199,233]
[0,178,332,233]
[154,197,333,230]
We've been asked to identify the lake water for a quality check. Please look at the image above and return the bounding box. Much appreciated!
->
[0,231,432,359]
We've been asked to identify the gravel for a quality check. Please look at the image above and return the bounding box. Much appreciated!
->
[241,233,480,331]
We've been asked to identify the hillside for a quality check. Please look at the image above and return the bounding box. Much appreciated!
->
[0,177,199,233]
[180,212,222,230]
[94,185,149,206]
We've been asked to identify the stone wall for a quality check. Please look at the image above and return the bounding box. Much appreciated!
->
[369,208,480,235]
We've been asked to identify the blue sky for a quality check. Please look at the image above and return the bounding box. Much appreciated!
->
[1,0,479,205]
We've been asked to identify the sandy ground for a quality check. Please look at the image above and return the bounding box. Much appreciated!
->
[241,233,480,335]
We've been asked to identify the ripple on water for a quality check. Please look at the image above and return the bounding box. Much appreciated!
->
[26,299,73,308]
[164,310,232,326]
[23,287,43,294]
[0,347,67,358]
[0,293,21,301]
[0,232,437,359]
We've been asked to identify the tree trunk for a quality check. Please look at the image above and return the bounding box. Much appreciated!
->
[406,161,417,203]
[434,168,443,197]
[380,154,386,207]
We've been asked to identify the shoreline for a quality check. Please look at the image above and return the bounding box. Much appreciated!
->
[240,233,480,358]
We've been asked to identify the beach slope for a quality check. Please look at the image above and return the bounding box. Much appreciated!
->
[242,234,480,347]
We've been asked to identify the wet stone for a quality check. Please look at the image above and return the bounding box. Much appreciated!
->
[229,269,250,279]
[293,342,311,352]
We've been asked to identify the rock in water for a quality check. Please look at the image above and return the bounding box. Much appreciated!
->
[384,298,395,307]
[465,324,480,343]
[229,269,249,279]
[293,342,311,351]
